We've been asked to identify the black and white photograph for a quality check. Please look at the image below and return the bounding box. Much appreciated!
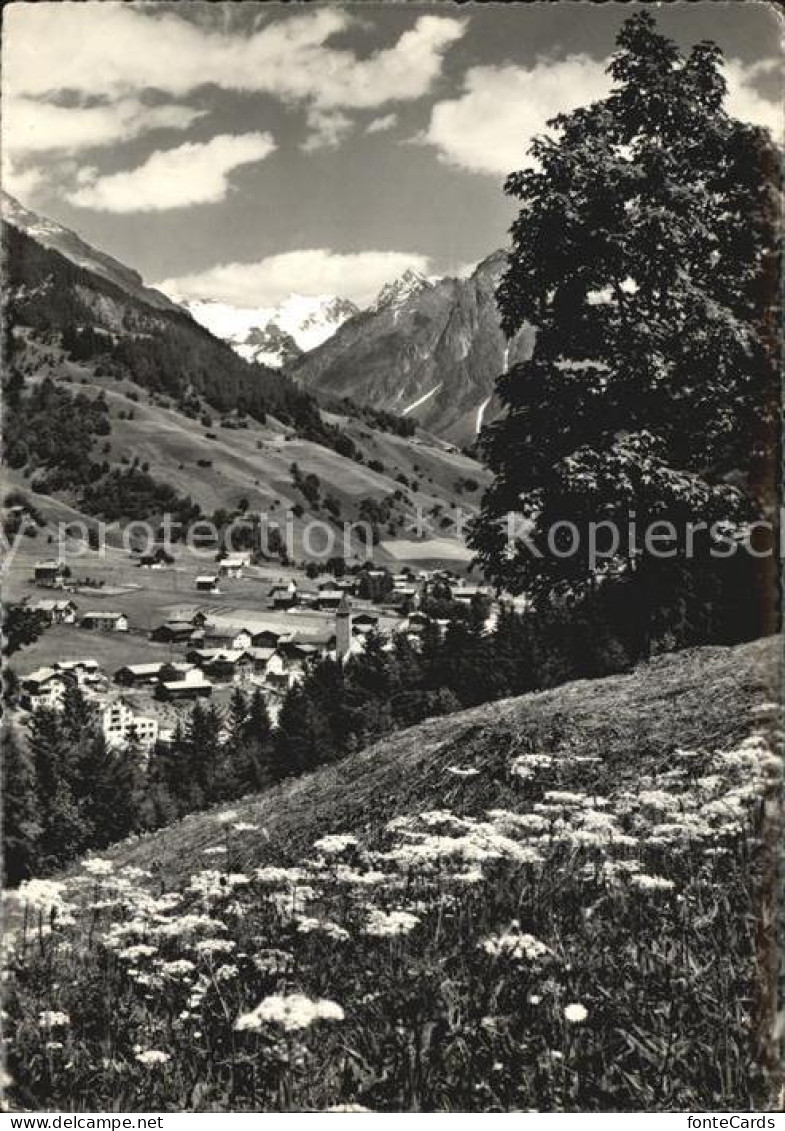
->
[1,0,782,1115]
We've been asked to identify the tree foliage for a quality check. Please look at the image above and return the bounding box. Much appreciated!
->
[471,13,780,619]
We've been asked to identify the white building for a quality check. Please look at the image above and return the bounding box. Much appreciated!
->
[101,700,159,750]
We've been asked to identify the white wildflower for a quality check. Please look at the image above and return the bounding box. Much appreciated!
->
[39,1010,70,1029]
[135,1050,170,1066]
[82,858,114,876]
[235,993,344,1032]
[363,909,419,937]
[564,1003,588,1024]
[313,834,359,856]
[482,930,551,963]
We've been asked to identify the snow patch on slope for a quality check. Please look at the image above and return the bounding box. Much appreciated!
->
[402,383,443,416]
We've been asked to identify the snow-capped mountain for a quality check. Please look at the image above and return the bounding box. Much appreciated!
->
[1,191,181,314]
[291,252,535,445]
[176,294,359,368]
[372,268,433,314]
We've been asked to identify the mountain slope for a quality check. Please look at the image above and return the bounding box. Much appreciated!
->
[1,192,182,315]
[5,637,779,1110]
[2,202,489,561]
[79,634,779,880]
[291,252,536,445]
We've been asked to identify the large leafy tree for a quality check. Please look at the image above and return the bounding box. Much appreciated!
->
[471,13,779,627]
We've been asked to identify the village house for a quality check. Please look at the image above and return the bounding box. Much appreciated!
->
[250,628,285,649]
[249,645,278,680]
[352,612,379,635]
[54,658,103,691]
[199,649,254,683]
[202,621,253,650]
[150,620,200,645]
[81,611,129,632]
[269,585,297,610]
[195,575,220,593]
[156,668,213,701]
[113,661,192,687]
[136,548,175,569]
[20,667,74,711]
[316,588,344,611]
[31,598,78,625]
[218,554,248,579]
[33,560,69,588]
[101,699,159,750]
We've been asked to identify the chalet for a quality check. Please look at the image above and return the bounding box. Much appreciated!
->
[190,611,209,628]
[33,560,69,589]
[269,586,297,610]
[151,621,198,645]
[316,589,344,611]
[156,672,213,701]
[452,585,487,604]
[32,598,78,625]
[218,554,248,578]
[101,699,159,749]
[20,667,73,711]
[251,629,284,649]
[137,548,175,569]
[296,589,319,609]
[54,658,102,690]
[115,661,194,687]
[200,649,253,683]
[81,611,129,632]
[202,622,253,651]
[249,645,278,677]
[352,612,379,631]
[195,575,220,593]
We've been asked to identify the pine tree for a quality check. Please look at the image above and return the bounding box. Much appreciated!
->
[470,11,780,650]
[2,729,41,884]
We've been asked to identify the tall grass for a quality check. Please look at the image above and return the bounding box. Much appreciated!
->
[3,704,781,1112]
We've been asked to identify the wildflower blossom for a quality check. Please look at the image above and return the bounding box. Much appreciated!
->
[235,993,344,1032]
[314,834,359,856]
[39,1011,70,1029]
[160,959,197,978]
[82,858,114,876]
[363,909,419,937]
[630,874,676,893]
[482,929,551,963]
[297,918,351,942]
[118,944,159,962]
[194,938,236,956]
[135,1050,170,1066]
[564,1003,588,1024]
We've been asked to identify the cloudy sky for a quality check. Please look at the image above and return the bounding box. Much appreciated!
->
[3,1,781,307]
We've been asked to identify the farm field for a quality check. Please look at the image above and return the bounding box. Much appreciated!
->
[4,635,781,1112]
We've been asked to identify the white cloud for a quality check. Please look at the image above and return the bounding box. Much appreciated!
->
[366,113,398,134]
[725,60,783,143]
[3,5,465,109]
[2,156,48,201]
[422,55,783,177]
[157,249,433,308]
[4,96,205,155]
[301,108,354,153]
[421,57,613,176]
[67,133,275,213]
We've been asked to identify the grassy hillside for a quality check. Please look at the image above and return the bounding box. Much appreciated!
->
[5,335,487,567]
[5,636,781,1111]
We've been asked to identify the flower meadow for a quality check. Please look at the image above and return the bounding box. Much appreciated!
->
[3,714,782,1112]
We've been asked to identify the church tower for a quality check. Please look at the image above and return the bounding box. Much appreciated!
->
[336,593,352,660]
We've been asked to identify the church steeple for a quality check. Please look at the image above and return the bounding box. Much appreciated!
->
[336,594,352,659]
